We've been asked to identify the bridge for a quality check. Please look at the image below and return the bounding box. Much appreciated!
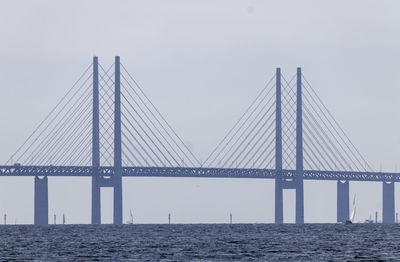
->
[2,56,398,224]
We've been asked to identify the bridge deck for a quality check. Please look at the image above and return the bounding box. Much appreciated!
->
[0,166,398,182]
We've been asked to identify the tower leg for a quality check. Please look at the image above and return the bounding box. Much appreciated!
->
[275,179,283,224]
[295,67,304,224]
[337,180,349,223]
[34,176,48,225]
[113,176,123,225]
[295,179,304,224]
[113,56,123,225]
[274,68,283,224]
[91,176,100,224]
[383,181,395,224]
[92,56,101,224]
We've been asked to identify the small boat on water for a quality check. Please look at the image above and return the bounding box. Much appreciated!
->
[345,195,356,224]
[364,217,374,223]
[127,209,134,224]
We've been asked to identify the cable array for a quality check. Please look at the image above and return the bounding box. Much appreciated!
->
[6,64,93,166]
[203,75,276,169]
[6,61,199,168]
[204,71,371,172]
[6,61,371,173]
[98,63,115,166]
[119,63,200,167]
[301,74,372,172]
[281,74,297,170]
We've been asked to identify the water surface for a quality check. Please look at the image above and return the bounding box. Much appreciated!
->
[0,224,399,261]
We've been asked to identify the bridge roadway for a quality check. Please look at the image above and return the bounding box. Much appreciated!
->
[0,165,399,182]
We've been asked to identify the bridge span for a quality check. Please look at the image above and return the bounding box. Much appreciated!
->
[2,56,397,225]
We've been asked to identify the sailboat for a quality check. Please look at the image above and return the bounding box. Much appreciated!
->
[345,195,356,224]
[127,209,134,224]
[364,215,373,223]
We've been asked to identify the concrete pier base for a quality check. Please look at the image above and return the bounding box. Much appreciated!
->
[34,176,48,225]
[383,181,395,224]
[337,180,349,223]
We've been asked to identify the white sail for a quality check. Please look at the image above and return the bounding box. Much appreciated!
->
[127,209,134,224]
[350,195,356,222]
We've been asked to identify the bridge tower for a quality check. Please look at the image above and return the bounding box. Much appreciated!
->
[91,56,123,225]
[274,68,304,224]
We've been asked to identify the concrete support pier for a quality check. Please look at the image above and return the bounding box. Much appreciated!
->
[275,179,283,224]
[113,176,123,225]
[91,176,100,224]
[337,180,349,223]
[383,181,395,224]
[34,176,48,225]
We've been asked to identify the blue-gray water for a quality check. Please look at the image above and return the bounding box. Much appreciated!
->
[0,224,399,261]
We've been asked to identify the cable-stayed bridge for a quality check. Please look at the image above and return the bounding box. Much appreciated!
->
[1,56,397,225]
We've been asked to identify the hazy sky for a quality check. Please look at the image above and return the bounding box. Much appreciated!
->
[0,0,400,224]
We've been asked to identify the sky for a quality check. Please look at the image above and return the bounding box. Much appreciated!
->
[0,0,400,224]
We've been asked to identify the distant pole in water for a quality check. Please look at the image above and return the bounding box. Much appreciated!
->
[375,211,378,223]
[396,213,398,223]
[168,213,171,225]
[230,213,232,224]
[54,214,56,225]
[62,213,66,225]
[4,214,6,225]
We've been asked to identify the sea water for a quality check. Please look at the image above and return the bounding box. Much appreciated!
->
[0,224,399,261]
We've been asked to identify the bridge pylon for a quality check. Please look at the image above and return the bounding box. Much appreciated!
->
[274,67,304,224]
[91,56,123,225]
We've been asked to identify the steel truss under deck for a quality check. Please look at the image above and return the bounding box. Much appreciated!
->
[0,165,398,182]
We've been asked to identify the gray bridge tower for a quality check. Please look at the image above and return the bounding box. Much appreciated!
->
[91,56,123,225]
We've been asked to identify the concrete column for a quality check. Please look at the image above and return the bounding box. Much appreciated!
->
[337,180,349,223]
[383,181,395,224]
[296,67,304,224]
[92,56,101,224]
[114,56,123,225]
[91,176,100,224]
[275,68,283,224]
[34,176,48,225]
